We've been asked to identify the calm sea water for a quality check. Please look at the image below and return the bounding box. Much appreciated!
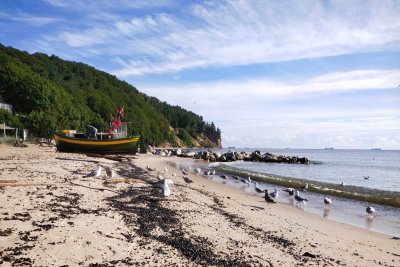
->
[173,148,400,236]
[222,148,400,192]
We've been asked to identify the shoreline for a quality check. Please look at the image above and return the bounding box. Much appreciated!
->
[164,156,400,237]
[0,144,399,266]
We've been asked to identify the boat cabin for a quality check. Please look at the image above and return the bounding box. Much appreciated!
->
[62,122,129,140]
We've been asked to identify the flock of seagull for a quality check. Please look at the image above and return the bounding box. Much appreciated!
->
[259,181,375,218]
[84,164,115,179]
[85,163,376,218]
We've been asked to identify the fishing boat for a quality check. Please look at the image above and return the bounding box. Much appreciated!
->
[54,107,140,154]
[54,131,139,154]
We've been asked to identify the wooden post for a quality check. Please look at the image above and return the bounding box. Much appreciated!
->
[3,124,6,138]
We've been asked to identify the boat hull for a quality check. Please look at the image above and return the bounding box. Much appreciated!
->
[54,133,139,154]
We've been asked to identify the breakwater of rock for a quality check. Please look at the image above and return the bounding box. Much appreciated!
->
[151,148,309,164]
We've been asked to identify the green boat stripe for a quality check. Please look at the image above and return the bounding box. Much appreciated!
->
[55,135,139,146]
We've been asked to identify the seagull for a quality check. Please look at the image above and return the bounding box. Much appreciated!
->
[366,206,375,218]
[324,197,332,206]
[162,178,173,197]
[95,165,102,177]
[146,165,156,171]
[232,175,240,180]
[283,188,295,196]
[183,176,193,184]
[164,166,168,173]
[211,169,216,175]
[157,174,164,180]
[105,166,115,178]
[254,183,264,194]
[194,167,201,175]
[204,170,211,175]
[269,189,279,200]
[182,168,189,175]
[84,165,102,178]
[363,176,370,180]
[294,191,308,206]
[220,175,228,179]
[241,177,251,186]
[264,189,276,203]
[171,173,177,178]
[300,183,308,191]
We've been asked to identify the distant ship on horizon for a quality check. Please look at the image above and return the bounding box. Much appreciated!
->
[324,147,334,150]
[371,148,382,151]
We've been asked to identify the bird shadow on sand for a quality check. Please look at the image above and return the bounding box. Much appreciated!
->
[241,204,265,210]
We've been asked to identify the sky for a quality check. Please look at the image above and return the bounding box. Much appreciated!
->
[1,0,399,149]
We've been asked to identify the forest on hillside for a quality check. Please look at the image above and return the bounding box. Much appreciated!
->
[0,44,221,147]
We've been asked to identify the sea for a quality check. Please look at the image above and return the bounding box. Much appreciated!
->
[173,148,400,237]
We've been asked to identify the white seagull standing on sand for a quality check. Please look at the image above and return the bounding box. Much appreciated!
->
[105,166,115,178]
[324,197,332,206]
[366,206,375,218]
[182,168,189,175]
[194,167,201,175]
[94,165,102,177]
[85,165,102,178]
[241,177,251,186]
[254,183,264,194]
[162,178,174,197]
[269,189,279,200]
[146,165,156,171]
[264,189,276,203]
[294,191,308,206]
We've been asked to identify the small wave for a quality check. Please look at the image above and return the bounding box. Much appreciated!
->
[310,160,323,165]
[216,164,400,208]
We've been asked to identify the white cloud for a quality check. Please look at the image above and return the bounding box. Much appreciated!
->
[0,11,62,26]
[28,0,400,77]
[136,68,400,149]
[39,0,400,75]
[43,0,175,10]
[137,69,400,106]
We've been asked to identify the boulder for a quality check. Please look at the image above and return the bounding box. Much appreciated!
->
[223,151,236,161]
[235,153,244,160]
[209,154,217,162]
[219,155,227,162]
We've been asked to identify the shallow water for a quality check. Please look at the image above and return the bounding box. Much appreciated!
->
[209,148,400,192]
[171,158,400,237]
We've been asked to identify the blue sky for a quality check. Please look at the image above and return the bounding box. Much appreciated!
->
[1,0,399,149]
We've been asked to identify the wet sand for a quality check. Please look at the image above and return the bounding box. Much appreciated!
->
[0,144,399,266]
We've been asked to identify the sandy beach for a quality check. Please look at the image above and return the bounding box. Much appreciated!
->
[0,144,399,266]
